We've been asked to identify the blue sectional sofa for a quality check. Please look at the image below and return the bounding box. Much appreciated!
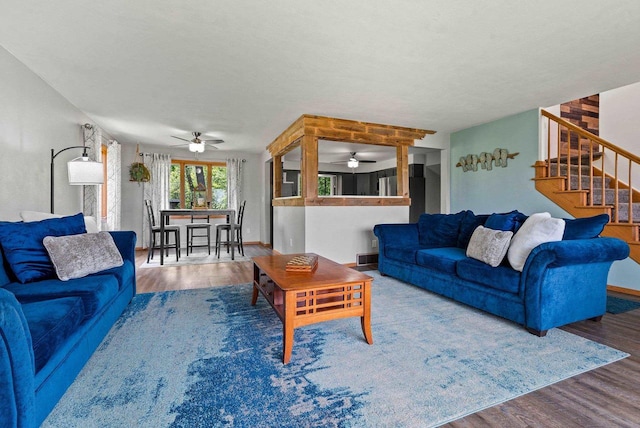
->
[0,214,136,427]
[374,210,629,336]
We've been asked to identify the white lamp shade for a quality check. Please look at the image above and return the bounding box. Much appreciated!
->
[67,159,104,185]
[189,142,205,153]
[347,159,359,168]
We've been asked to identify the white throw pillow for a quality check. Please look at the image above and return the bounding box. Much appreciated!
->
[466,226,513,267]
[507,212,565,272]
[20,211,99,233]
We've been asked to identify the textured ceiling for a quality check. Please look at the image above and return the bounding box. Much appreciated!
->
[2,1,640,154]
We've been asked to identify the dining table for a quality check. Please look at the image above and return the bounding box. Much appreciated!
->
[159,208,236,265]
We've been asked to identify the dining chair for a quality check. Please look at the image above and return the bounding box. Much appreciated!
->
[215,200,246,258]
[144,199,181,262]
[185,213,211,255]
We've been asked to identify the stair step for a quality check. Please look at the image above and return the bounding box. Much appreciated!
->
[613,203,640,223]
[590,188,633,204]
[548,164,593,176]
[549,152,603,165]
[569,176,611,190]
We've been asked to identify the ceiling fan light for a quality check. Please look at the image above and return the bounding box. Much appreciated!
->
[347,158,359,168]
[189,142,205,153]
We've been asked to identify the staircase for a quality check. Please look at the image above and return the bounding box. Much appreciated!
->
[534,110,640,263]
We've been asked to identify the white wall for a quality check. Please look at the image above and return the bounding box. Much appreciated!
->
[273,204,408,264]
[273,205,305,253]
[600,82,640,147]
[600,82,640,192]
[305,205,408,264]
[0,46,98,220]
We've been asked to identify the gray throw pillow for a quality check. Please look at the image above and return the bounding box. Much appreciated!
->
[43,232,124,281]
[466,225,513,267]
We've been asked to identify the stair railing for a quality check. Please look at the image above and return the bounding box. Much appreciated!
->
[541,109,640,223]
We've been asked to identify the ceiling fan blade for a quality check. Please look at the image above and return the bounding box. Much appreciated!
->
[204,144,219,149]
[359,160,377,163]
[203,139,224,144]
[171,136,191,142]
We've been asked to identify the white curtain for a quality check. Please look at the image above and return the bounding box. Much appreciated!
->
[226,158,244,219]
[106,140,121,230]
[82,124,102,230]
[142,153,172,248]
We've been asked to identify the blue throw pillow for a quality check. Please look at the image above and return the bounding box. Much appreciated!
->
[457,211,490,248]
[485,210,527,232]
[418,211,466,248]
[563,214,609,240]
[0,213,87,283]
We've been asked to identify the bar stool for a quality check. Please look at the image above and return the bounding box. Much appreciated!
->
[185,213,212,255]
[215,200,246,258]
[144,199,180,262]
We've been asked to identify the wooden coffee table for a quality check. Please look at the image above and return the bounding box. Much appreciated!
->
[252,253,373,364]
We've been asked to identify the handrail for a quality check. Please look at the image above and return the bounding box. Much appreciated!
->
[541,110,640,165]
[540,109,639,224]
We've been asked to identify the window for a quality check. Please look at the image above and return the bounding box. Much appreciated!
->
[169,160,227,208]
[318,174,336,196]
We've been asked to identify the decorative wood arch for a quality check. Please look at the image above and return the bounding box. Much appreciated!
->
[267,115,435,206]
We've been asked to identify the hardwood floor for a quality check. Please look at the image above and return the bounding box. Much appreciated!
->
[135,244,272,293]
[134,248,640,426]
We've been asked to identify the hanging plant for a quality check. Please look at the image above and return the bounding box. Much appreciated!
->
[129,145,151,182]
[129,162,150,182]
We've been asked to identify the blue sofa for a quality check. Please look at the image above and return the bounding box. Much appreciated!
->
[373,210,629,336]
[0,217,136,427]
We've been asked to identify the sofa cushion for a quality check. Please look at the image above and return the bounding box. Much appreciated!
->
[416,247,468,274]
[3,274,119,321]
[507,213,565,272]
[0,250,13,287]
[385,245,422,264]
[563,214,609,240]
[466,226,513,267]
[456,258,522,294]
[457,211,489,249]
[91,260,135,291]
[21,297,85,372]
[485,210,527,232]
[43,232,123,281]
[0,214,87,283]
[418,211,466,248]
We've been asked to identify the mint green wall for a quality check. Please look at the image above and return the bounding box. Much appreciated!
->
[450,108,639,291]
[451,109,568,217]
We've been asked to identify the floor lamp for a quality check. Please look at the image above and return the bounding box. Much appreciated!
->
[50,145,104,213]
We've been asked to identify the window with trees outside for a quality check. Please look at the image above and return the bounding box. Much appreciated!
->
[169,160,227,209]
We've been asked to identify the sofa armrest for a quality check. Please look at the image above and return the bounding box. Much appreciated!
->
[0,288,35,428]
[373,223,419,248]
[525,237,630,268]
[108,231,137,265]
[521,237,629,332]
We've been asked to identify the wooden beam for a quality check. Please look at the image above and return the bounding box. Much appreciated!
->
[273,155,282,198]
[268,113,435,207]
[397,145,409,197]
[301,135,318,199]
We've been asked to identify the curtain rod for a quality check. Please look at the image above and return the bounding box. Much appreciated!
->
[138,153,246,162]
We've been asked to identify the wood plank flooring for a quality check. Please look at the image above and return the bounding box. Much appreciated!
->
[134,247,640,426]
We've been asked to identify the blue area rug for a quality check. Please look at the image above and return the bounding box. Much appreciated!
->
[607,295,640,314]
[44,272,628,427]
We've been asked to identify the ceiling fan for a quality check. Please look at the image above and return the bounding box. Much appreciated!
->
[171,132,224,153]
[332,152,377,168]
